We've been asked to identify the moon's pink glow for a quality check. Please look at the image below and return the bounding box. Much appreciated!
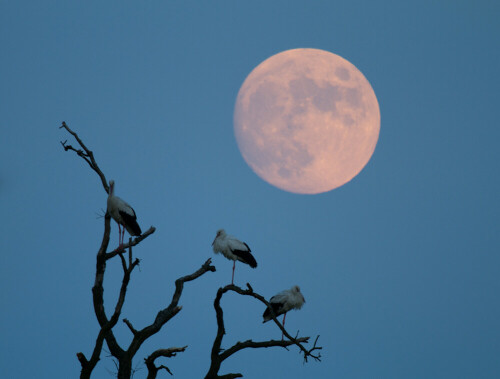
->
[234,48,380,194]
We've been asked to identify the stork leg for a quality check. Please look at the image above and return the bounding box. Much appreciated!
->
[231,261,236,285]
[117,224,122,246]
[281,312,287,341]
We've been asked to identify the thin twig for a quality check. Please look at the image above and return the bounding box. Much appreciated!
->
[59,121,109,192]
[106,226,156,259]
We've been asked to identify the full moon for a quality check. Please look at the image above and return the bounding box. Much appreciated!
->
[234,48,380,194]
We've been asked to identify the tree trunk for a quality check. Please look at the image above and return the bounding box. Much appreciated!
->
[117,356,132,379]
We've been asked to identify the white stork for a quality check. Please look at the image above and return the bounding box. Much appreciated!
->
[263,285,305,339]
[107,180,142,248]
[212,229,257,284]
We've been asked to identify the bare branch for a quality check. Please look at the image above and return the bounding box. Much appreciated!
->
[106,226,156,259]
[304,335,323,363]
[110,245,140,332]
[79,321,121,378]
[78,213,123,378]
[205,284,321,378]
[158,365,173,376]
[171,258,217,305]
[128,239,133,267]
[144,346,187,379]
[60,139,93,167]
[125,259,216,360]
[59,121,109,192]
[123,319,138,336]
[230,284,321,362]
[85,211,140,376]
[220,337,310,362]
[76,352,88,367]
[118,252,128,273]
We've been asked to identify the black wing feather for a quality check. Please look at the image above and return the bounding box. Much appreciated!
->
[119,210,142,236]
[262,302,284,322]
[232,249,257,268]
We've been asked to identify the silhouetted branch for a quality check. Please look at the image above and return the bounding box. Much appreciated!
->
[123,319,138,336]
[215,374,242,379]
[125,258,216,360]
[205,283,321,378]
[144,346,188,379]
[106,226,156,259]
[82,211,153,379]
[59,121,109,193]
[306,335,322,362]
[78,212,123,379]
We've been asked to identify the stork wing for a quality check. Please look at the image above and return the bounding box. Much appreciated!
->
[227,238,251,252]
[263,302,285,322]
[270,290,291,305]
[119,210,142,236]
[231,249,257,268]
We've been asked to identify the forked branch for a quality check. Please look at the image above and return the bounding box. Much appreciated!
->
[125,258,216,359]
[60,121,109,193]
[144,346,188,379]
[106,226,156,259]
[205,283,321,378]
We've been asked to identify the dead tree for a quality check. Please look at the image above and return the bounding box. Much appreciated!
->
[60,122,216,378]
[60,122,321,378]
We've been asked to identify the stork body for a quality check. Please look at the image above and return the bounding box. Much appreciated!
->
[212,229,257,284]
[263,285,305,338]
[107,180,142,247]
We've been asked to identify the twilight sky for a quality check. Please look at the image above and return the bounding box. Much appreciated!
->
[1,1,499,378]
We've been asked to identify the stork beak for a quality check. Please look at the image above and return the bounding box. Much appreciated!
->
[211,237,216,246]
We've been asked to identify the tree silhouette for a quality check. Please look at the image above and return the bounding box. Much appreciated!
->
[60,122,321,378]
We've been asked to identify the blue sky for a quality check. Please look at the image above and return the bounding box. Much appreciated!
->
[1,1,499,378]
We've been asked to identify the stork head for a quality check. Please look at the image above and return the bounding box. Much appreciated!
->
[292,285,305,304]
[212,229,226,245]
